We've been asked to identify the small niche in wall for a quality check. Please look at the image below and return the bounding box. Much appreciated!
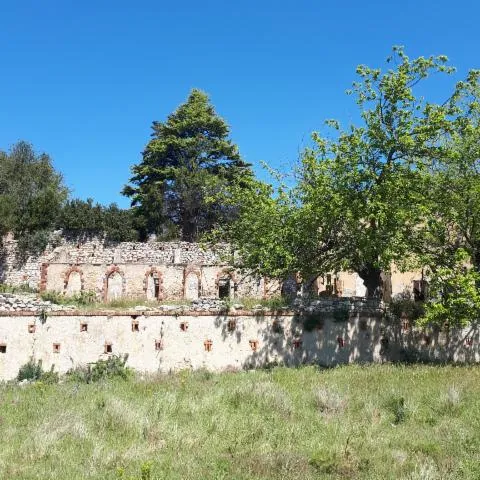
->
[292,338,302,349]
[227,319,236,332]
[359,319,368,331]
[53,343,61,353]
[337,337,345,348]
[465,336,474,347]
[423,335,431,346]
[0,344,6,353]
[180,321,189,332]
[401,318,410,332]
[80,323,88,333]
[28,324,36,334]
[204,339,213,352]
[104,343,113,354]
[131,320,140,332]
[155,339,163,351]
[249,339,259,351]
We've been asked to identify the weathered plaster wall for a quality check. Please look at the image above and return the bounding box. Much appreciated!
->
[0,310,478,380]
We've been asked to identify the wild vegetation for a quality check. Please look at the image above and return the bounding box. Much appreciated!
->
[1,47,480,328]
[1,364,479,479]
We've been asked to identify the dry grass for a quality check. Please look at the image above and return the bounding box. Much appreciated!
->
[0,364,479,479]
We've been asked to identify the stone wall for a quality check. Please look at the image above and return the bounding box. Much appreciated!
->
[0,234,278,300]
[0,233,427,301]
[0,308,478,380]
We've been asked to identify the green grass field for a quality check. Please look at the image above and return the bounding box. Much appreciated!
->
[1,364,479,479]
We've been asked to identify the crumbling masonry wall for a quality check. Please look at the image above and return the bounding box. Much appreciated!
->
[0,235,279,300]
[0,309,478,381]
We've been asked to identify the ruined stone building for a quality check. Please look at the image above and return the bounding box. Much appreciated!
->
[0,233,427,301]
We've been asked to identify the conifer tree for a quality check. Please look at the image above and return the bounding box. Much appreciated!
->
[123,89,253,241]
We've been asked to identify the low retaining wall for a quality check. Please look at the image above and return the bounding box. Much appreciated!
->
[0,310,478,380]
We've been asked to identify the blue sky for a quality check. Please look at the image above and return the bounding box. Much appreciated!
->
[1,0,478,207]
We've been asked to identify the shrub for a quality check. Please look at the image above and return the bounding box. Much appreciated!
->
[17,359,59,384]
[389,297,425,323]
[0,283,37,294]
[67,354,131,383]
[17,359,43,382]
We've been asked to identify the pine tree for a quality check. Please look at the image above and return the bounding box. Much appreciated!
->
[123,89,253,241]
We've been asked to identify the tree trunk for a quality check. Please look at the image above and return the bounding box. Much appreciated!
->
[181,219,196,242]
[357,265,383,299]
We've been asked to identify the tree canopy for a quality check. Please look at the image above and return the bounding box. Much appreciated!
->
[218,48,479,301]
[0,141,68,253]
[57,198,139,242]
[123,89,254,241]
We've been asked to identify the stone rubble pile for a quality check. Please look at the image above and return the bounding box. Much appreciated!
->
[0,293,75,313]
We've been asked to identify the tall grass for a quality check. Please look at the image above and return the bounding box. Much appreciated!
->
[0,364,479,479]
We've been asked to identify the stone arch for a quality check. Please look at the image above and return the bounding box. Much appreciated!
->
[64,265,84,296]
[143,267,164,301]
[103,265,126,301]
[215,269,237,299]
[183,266,201,300]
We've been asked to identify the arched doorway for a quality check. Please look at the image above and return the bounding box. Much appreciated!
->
[65,271,82,296]
[184,272,200,300]
[146,273,160,300]
[106,271,123,301]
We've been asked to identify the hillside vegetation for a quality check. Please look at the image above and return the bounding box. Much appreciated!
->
[0,364,479,479]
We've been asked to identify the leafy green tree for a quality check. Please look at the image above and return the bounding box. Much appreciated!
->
[221,48,459,298]
[418,250,480,328]
[123,89,253,241]
[57,198,139,242]
[0,141,68,253]
[423,70,480,278]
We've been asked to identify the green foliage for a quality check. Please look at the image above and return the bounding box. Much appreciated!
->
[421,70,480,277]
[57,198,140,241]
[17,359,59,384]
[123,89,254,241]
[0,141,68,255]
[218,47,480,301]
[384,395,407,424]
[67,354,131,384]
[418,250,480,328]
[389,296,425,323]
[0,283,37,294]
[17,359,43,382]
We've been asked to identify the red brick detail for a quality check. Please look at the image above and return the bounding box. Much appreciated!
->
[293,338,302,349]
[63,265,84,292]
[39,263,49,292]
[215,269,237,288]
[249,339,259,351]
[204,339,213,352]
[143,267,164,300]
[103,265,125,301]
[183,265,202,299]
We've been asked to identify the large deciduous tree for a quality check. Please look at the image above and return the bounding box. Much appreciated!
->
[123,89,253,241]
[0,141,68,253]
[424,70,480,275]
[220,48,460,298]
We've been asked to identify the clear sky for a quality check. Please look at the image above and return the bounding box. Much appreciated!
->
[1,0,478,207]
